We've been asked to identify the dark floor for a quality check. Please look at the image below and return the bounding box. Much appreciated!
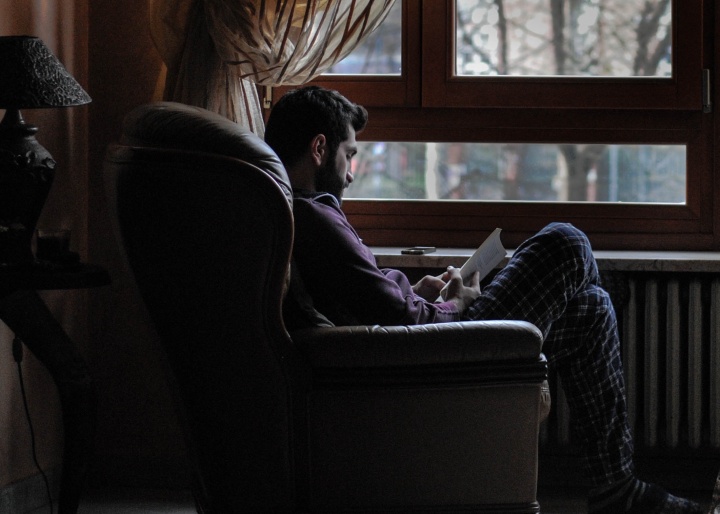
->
[539,487,710,513]
[26,487,712,514]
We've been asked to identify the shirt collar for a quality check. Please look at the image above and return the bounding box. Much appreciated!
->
[292,188,341,208]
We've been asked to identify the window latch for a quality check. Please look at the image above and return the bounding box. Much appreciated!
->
[703,69,712,113]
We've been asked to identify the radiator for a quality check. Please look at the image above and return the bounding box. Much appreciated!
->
[541,273,720,451]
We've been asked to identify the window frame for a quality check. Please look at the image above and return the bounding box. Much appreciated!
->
[422,0,704,110]
[278,0,421,107]
[342,106,712,250]
[266,0,716,251]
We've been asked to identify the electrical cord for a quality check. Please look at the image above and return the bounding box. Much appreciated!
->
[13,336,54,514]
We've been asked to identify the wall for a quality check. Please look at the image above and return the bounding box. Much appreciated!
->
[1,0,189,496]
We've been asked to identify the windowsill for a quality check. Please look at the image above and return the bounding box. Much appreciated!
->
[371,247,720,273]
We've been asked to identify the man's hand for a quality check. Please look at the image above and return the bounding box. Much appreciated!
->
[412,274,447,302]
[442,267,481,313]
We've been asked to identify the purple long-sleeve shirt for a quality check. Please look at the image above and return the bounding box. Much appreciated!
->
[287,190,460,328]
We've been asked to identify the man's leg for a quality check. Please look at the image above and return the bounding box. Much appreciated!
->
[464,222,701,513]
[465,222,632,482]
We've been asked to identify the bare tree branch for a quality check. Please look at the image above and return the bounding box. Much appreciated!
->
[494,0,508,74]
[550,0,566,74]
[634,0,672,75]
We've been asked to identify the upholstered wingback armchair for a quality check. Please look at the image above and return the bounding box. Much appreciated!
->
[103,102,550,514]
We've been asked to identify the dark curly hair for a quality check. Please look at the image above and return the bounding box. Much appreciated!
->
[264,86,368,169]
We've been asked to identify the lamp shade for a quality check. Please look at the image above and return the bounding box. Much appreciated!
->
[0,35,91,109]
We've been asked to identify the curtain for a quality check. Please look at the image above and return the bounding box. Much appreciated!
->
[150,0,395,135]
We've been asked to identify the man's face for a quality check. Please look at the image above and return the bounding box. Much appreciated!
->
[315,125,357,203]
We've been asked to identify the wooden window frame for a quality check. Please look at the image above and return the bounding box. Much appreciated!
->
[422,0,704,110]
[267,0,717,251]
[284,0,421,107]
[343,107,712,251]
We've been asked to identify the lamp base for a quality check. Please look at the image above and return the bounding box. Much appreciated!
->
[0,108,55,267]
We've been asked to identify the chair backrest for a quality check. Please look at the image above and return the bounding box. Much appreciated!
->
[103,102,297,513]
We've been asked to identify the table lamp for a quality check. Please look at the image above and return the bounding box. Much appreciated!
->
[0,35,91,266]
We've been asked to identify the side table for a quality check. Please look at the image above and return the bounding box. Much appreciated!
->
[0,263,111,514]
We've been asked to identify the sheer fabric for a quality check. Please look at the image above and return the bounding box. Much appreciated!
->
[150,0,395,134]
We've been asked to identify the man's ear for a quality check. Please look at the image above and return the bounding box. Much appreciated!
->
[310,134,327,167]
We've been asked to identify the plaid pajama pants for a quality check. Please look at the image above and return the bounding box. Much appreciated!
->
[463,222,634,487]
[711,469,720,514]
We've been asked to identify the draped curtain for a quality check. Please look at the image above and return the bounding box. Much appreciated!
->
[149,0,395,135]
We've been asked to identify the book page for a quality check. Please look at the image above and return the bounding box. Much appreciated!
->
[439,228,505,301]
[458,227,505,282]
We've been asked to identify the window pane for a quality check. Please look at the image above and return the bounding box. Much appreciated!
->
[455,0,672,77]
[346,142,685,203]
[323,0,402,75]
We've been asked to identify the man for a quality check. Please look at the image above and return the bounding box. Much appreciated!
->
[264,85,703,514]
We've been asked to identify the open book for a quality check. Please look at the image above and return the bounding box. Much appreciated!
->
[439,228,506,300]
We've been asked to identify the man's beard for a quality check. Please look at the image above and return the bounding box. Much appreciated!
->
[315,154,346,203]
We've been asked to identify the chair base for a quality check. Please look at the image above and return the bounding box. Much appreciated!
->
[305,383,544,512]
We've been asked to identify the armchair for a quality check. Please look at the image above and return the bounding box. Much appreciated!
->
[103,102,550,513]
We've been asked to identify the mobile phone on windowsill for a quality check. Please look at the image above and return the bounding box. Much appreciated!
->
[401,246,437,255]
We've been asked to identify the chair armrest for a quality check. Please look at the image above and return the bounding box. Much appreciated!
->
[291,319,544,376]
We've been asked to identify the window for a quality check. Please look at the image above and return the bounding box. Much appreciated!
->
[346,142,686,204]
[422,0,702,109]
[324,0,402,75]
[300,0,420,106]
[273,0,714,251]
[455,0,672,78]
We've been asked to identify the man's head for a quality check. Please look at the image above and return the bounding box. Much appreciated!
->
[265,86,368,201]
